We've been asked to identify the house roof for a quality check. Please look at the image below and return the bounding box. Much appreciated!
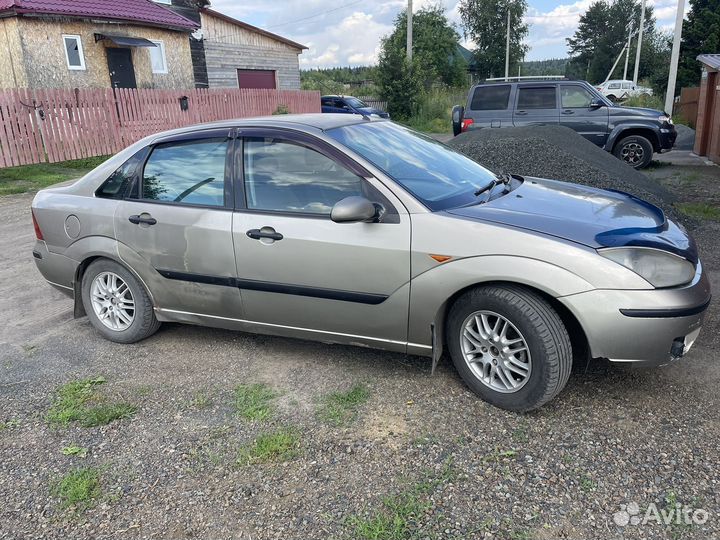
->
[201,8,307,50]
[0,0,198,31]
[697,54,720,70]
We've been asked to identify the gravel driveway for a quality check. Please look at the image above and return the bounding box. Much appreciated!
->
[1,176,719,539]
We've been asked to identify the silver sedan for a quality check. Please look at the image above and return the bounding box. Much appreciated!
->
[31,114,711,411]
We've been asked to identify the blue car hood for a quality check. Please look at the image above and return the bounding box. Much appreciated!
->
[446,177,697,264]
[357,106,389,117]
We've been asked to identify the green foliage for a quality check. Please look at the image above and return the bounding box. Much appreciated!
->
[0,155,109,196]
[51,467,101,510]
[459,0,530,79]
[317,384,370,426]
[401,88,466,133]
[677,202,720,221]
[678,0,720,90]
[520,58,568,77]
[623,93,665,110]
[234,383,277,421]
[301,66,378,96]
[61,445,88,458]
[46,377,136,427]
[0,420,19,431]
[237,428,300,465]
[377,45,424,120]
[272,104,289,115]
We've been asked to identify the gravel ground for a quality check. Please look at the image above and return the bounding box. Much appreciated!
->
[1,163,720,539]
[674,125,696,152]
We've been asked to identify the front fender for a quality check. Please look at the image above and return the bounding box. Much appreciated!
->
[407,255,594,348]
[605,122,661,151]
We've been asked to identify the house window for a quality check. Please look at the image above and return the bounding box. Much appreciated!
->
[153,0,172,4]
[63,35,85,70]
[149,40,167,74]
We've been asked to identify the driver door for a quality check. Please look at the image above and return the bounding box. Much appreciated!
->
[231,129,411,350]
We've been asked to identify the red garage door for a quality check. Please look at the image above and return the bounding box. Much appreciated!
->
[237,69,276,89]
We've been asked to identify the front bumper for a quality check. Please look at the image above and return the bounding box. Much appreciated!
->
[658,125,677,151]
[559,262,711,366]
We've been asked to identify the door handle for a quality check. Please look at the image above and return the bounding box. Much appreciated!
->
[561,109,575,115]
[247,228,283,241]
[515,110,527,116]
[128,214,157,226]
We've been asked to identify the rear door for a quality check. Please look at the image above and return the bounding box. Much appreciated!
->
[114,129,243,319]
[466,84,512,128]
[559,83,609,147]
[513,85,559,126]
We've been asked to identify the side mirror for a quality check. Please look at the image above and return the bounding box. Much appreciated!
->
[331,196,379,223]
[589,99,605,109]
[452,105,465,136]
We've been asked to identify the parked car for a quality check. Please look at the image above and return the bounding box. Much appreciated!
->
[596,79,653,102]
[452,79,675,169]
[31,115,709,411]
[321,95,389,118]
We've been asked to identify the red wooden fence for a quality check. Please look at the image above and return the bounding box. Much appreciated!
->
[0,87,321,168]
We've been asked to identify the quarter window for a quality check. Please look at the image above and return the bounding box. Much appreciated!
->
[561,86,594,108]
[142,138,228,207]
[243,137,363,215]
[63,35,85,70]
[149,40,167,74]
[517,87,557,109]
[470,85,511,110]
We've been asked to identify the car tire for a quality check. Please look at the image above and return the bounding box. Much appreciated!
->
[613,135,653,169]
[81,258,160,344]
[606,94,617,102]
[446,285,572,412]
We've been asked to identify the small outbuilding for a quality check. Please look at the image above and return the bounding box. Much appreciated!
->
[694,54,720,164]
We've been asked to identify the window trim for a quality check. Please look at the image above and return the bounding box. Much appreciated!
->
[62,34,86,71]
[149,39,168,74]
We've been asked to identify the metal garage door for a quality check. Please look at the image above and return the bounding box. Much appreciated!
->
[237,69,276,89]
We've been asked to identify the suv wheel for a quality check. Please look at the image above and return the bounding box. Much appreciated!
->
[81,259,161,343]
[446,285,572,412]
[613,135,653,169]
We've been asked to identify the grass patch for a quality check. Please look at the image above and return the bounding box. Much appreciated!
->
[677,202,720,221]
[234,383,277,421]
[189,390,213,409]
[61,445,88,458]
[237,428,300,465]
[46,377,136,427]
[0,420,20,431]
[402,87,466,133]
[317,383,370,426]
[51,467,101,510]
[0,155,109,196]
[579,473,597,492]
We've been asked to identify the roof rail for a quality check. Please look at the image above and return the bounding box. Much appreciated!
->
[484,75,568,82]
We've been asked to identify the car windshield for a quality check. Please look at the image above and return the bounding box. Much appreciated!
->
[327,121,498,211]
[345,97,368,108]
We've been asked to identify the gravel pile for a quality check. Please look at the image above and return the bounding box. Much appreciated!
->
[448,125,675,212]
[674,124,696,151]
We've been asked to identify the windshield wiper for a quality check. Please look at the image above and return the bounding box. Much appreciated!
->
[474,173,512,198]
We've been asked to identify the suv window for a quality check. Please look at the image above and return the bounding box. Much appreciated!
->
[561,86,594,108]
[243,137,363,215]
[142,137,228,207]
[517,87,557,109]
[608,82,621,89]
[622,82,633,89]
[470,85,511,110]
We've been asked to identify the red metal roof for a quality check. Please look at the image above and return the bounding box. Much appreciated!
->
[0,0,198,30]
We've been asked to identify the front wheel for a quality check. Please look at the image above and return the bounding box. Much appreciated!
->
[613,135,653,169]
[446,285,572,412]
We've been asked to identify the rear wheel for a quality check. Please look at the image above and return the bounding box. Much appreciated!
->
[81,259,160,343]
[613,135,653,169]
[446,285,572,412]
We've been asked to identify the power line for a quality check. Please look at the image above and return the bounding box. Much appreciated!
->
[266,0,366,30]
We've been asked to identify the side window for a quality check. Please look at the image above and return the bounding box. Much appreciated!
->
[243,137,364,215]
[96,151,146,199]
[608,82,621,89]
[142,137,228,207]
[470,85,511,110]
[321,98,334,107]
[622,82,633,89]
[63,35,85,70]
[517,87,557,109]
[561,86,593,108]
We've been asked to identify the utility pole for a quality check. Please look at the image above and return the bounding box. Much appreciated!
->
[406,0,413,61]
[665,0,686,115]
[505,8,511,81]
[632,0,645,83]
[623,23,634,81]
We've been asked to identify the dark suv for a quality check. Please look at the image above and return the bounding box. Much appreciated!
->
[452,79,676,169]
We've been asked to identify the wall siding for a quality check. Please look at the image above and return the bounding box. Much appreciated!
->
[0,18,28,88]
[204,42,301,89]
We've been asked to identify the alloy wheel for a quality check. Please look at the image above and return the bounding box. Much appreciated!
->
[90,271,135,331]
[620,142,644,165]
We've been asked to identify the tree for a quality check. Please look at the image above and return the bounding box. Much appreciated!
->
[458,0,530,79]
[380,5,467,89]
[677,0,720,90]
[376,43,423,119]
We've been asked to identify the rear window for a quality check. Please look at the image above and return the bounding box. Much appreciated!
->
[470,85,511,110]
[517,87,557,109]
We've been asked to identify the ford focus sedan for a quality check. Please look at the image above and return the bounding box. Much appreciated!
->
[31,114,711,411]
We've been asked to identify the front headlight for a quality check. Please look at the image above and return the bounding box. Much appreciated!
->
[658,115,673,124]
[599,247,695,288]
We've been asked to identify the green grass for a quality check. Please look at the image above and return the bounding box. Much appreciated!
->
[237,428,300,465]
[579,473,597,492]
[189,390,213,409]
[51,467,101,510]
[0,420,19,431]
[46,377,136,427]
[402,87,466,133]
[677,202,720,221]
[0,155,110,196]
[317,383,370,426]
[234,383,277,421]
[622,93,665,111]
[61,445,88,458]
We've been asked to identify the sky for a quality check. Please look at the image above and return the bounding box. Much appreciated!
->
[208,0,688,68]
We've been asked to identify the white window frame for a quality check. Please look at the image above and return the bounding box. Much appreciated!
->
[149,40,168,74]
[62,34,86,71]
[153,0,172,4]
